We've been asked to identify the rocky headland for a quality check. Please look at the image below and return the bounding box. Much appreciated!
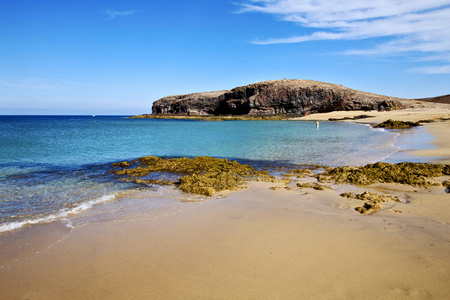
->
[147,79,404,117]
[418,94,450,104]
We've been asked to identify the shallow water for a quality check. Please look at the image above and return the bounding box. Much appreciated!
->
[0,115,429,233]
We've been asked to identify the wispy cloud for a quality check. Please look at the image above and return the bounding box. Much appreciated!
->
[237,0,450,73]
[0,78,63,90]
[411,65,450,74]
[105,9,137,20]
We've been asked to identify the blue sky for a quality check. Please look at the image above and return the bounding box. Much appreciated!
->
[1,0,449,115]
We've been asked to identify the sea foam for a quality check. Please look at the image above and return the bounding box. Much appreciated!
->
[0,193,117,233]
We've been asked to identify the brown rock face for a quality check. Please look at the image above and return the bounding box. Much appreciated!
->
[151,79,403,116]
[151,90,228,115]
[417,94,450,104]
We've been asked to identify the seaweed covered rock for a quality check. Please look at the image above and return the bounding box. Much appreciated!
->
[340,191,401,214]
[134,178,176,185]
[179,172,242,196]
[112,161,131,167]
[112,156,273,196]
[296,182,331,190]
[443,180,450,193]
[287,168,315,177]
[374,119,421,129]
[326,162,450,187]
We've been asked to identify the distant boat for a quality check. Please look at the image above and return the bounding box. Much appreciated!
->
[92,115,95,117]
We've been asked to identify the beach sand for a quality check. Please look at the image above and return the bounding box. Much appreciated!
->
[1,104,450,299]
[299,100,450,163]
[297,99,450,124]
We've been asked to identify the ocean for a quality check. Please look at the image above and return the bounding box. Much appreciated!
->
[0,115,429,233]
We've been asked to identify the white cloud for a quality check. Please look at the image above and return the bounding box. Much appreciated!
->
[415,54,450,63]
[237,0,450,73]
[411,65,450,74]
[105,9,137,20]
[0,78,62,90]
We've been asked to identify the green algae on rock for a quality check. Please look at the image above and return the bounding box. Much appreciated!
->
[112,161,131,167]
[443,180,450,193]
[296,182,331,190]
[340,191,401,214]
[134,178,176,185]
[287,168,315,177]
[269,186,293,191]
[324,162,450,187]
[374,119,421,129]
[112,157,450,201]
[112,156,273,196]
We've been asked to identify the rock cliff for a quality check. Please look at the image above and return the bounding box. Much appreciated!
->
[151,79,403,116]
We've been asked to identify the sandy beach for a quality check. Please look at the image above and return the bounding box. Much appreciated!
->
[297,99,450,124]
[1,104,450,299]
[299,99,450,164]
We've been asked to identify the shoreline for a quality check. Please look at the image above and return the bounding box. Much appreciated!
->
[0,121,421,235]
[411,121,450,163]
[1,106,450,299]
[2,177,450,299]
[298,102,450,164]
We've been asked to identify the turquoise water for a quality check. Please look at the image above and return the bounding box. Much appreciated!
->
[0,115,408,232]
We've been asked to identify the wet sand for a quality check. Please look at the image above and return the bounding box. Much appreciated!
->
[1,104,450,299]
[412,121,450,163]
[1,180,450,299]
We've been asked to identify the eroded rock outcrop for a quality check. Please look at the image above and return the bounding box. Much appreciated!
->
[151,79,403,116]
[151,90,228,115]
